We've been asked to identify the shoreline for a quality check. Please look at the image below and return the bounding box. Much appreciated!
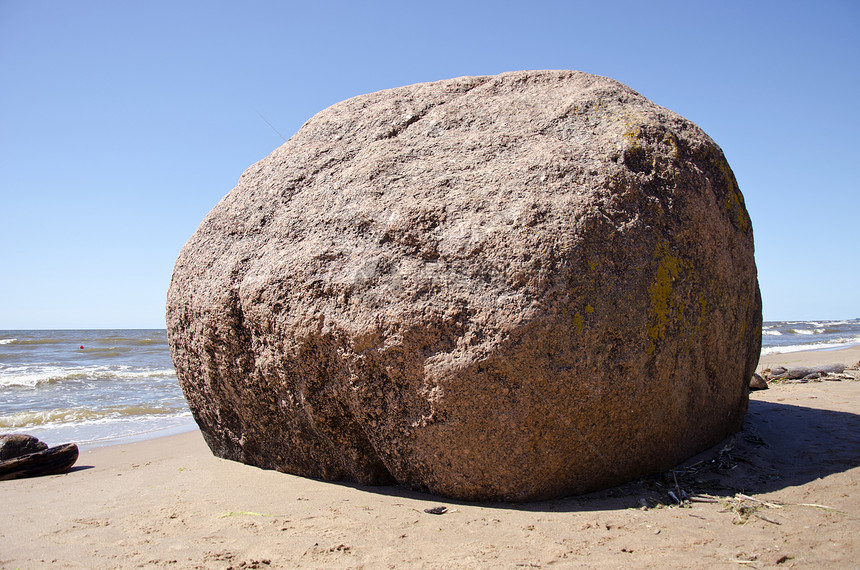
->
[75,419,199,452]
[762,341,860,356]
[2,346,859,568]
[757,343,860,371]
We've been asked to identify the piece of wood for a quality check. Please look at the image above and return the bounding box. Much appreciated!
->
[770,364,847,380]
[0,434,48,460]
[0,443,79,481]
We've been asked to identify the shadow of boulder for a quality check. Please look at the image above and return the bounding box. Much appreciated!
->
[329,396,860,513]
[539,397,860,512]
[731,398,860,491]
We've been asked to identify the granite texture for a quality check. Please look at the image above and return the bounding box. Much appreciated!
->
[167,70,761,501]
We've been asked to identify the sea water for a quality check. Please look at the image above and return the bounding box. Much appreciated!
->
[761,319,860,355]
[0,330,194,448]
[2,320,859,449]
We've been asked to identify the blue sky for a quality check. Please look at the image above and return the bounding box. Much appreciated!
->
[1,0,858,328]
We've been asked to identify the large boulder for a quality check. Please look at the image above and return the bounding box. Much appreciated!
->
[167,70,761,501]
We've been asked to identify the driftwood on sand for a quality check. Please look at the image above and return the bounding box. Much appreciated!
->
[764,364,848,380]
[0,435,79,481]
[0,434,48,460]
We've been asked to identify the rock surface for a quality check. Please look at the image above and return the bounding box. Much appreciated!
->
[749,373,769,390]
[167,70,761,501]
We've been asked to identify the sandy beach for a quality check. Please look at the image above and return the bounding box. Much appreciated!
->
[2,346,859,569]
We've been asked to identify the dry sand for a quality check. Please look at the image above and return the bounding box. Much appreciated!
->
[2,346,859,569]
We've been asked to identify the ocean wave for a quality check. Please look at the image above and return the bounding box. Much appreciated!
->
[0,367,68,388]
[788,328,825,335]
[761,334,860,355]
[0,367,177,388]
[78,348,126,358]
[99,337,165,346]
[6,338,67,345]
[0,405,190,428]
[0,337,165,350]
[59,368,177,381]
[2,414,197,449]
[762,330,782,336]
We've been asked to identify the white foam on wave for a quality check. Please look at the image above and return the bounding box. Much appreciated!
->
[761,334,860,355]
[762,330,782,336]
[0,366,177,388]
[0,366,68,388]
[0,405,190,428]
[117,369,177,379]
[2,412,196,449]
[0,338,16,345]
[61,367,177,381]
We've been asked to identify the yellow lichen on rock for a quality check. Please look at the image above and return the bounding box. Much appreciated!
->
[647,246,685,354]
[573,312,584,335]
